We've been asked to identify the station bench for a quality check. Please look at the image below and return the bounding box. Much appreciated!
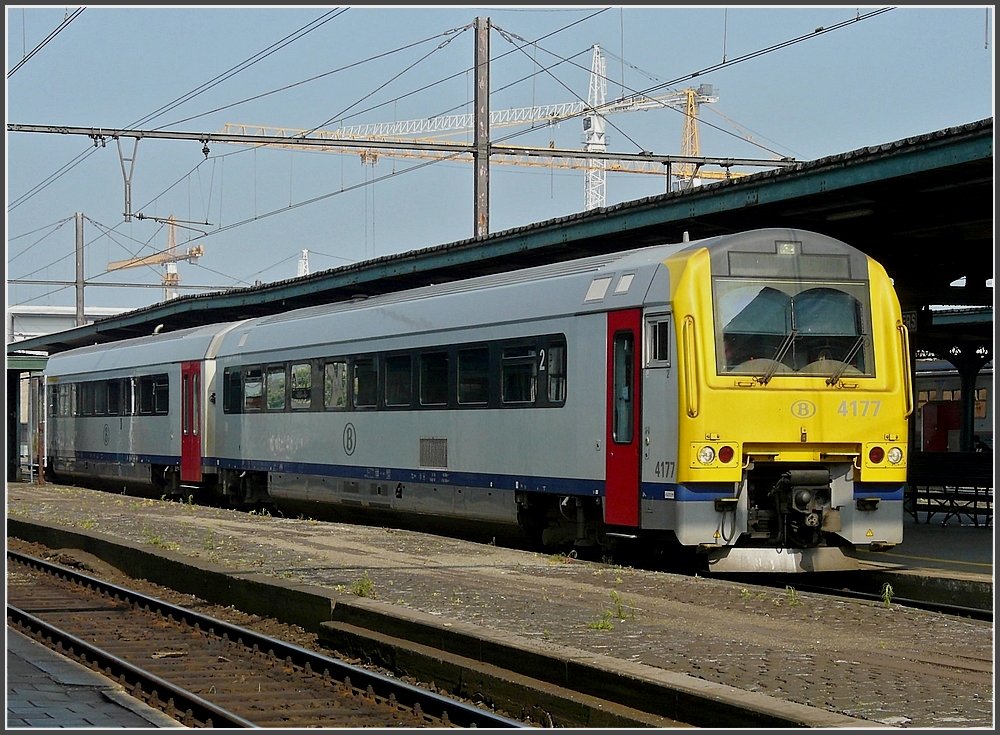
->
[905,451,993,527]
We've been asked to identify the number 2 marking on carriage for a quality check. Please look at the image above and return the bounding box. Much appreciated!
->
[838,400,880,417]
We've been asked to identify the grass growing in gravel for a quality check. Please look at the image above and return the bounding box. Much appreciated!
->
[335,571,377,599]
[587,590,638,631]
[548,550,578,564]
[881,582,894,608]
[587,610,614,630]
[784,585,802,607]
[140,524,179,551]
[609,589,637,619]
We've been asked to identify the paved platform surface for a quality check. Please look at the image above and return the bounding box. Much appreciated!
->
[857,510,993,574]
[5,481,994,729]
[6,627,183,729]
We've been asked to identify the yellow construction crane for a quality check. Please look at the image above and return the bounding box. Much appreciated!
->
[107,216,204,301]
[221,92,737,206]
[220,48,752,210]
[674,86,742,189]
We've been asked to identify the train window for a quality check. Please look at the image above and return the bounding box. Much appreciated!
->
[223,368,242,413]
[94,381,107,416]
[458,348,489,405]
[546,342,567,404]
[137,374,169,415]
[502,346,537,405]
[266,366,287,411]
[612,332,635,443]
[975,388,988,419]
[192,372,200,435]
[420,351,449,406]
[152,375,170,415]
[107,379,122,416]
[917,389,934,411]
[354,356,378,408]
[324,361,348,410]
[243,368,263,411]
[80,382,95,416]
[182,375,190,434]
[138,377,155,414]
[55,384,68,416]
[645,318,670,366]
[290,363,312,410]
[714,279,873,377]
[385,355,412,407]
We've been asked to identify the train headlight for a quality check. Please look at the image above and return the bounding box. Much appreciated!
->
[718,445,735,464]
[868,446,885,464]
[887,447,903,465]
[697,446,716,465]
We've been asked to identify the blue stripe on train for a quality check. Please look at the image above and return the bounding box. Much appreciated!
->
[62,451,904,501]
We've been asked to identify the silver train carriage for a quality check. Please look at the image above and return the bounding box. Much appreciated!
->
[43,228,911,572]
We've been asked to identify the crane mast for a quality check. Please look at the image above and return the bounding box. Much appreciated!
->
[583,45,608,211]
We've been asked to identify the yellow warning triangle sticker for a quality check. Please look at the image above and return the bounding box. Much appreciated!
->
[866,529,874,537]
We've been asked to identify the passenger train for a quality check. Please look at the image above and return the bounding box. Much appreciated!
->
[914,359,992,452]
[42,228,912,573]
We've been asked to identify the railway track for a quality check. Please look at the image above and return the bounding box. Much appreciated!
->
[6,550,525,728]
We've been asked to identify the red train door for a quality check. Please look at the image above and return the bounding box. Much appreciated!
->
[180,361,202,483]
[605,309,641,527]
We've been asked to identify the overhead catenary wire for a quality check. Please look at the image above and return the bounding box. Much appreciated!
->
[161,24,473,131]
[7,6,85,78]
[143,8,350,132]
[47,6,889,278]
[9,8,350,211]
[10,6,898,298]
[7,8,354,300]
[11,10,612,281]
[296,8,609,134]
[198,5,894,274]
[485,7,895,160]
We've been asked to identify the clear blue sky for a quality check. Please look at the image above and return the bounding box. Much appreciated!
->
[6,5,994,312]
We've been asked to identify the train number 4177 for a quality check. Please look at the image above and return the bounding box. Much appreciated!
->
[654,460,676,478]
[837,400,880,417]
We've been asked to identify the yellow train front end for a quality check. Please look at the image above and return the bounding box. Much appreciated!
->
[668,231,911,572]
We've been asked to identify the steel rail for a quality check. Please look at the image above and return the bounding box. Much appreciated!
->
[7,550,527,728]
[7,604,255,728]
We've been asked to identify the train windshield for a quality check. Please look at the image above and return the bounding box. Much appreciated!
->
[713,278,874,380]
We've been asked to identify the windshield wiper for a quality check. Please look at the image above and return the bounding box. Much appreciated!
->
[826,335,866,386]
[759,329,797,385]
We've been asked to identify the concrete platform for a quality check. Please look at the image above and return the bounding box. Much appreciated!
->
[861,511,992,571]
[6,627,183,729]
